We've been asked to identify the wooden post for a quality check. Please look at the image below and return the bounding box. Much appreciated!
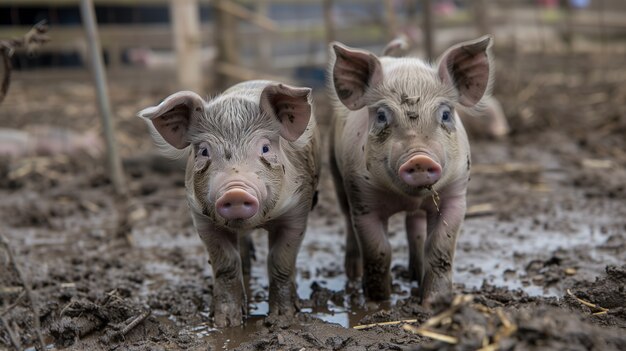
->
[169,0,202,92]
[472,0,491,35]
[214,0,240,90]
[421,0,434,61]
[323,0,335,44]
[383,0,397,40]
[80,0,126,195]
[255,0,271,71]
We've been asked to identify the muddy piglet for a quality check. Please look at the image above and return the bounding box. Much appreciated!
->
[328,36,493,303]
[139,80,321,327]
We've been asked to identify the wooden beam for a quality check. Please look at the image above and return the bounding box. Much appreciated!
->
[421,0,435,61]
[80,0,126,194]
[212,0,277,32]
[169,0,203,92]
[214,0,239,90]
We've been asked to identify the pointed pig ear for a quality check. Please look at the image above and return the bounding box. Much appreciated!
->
[437,35,493,107]
[382,35,410,57]
[260,83,312,142]
[137,91,205,149]
[331,42,383,110]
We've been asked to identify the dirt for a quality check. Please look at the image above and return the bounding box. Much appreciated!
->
[1,45,625,350]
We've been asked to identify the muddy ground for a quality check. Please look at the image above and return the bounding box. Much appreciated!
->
[1,46,625,350]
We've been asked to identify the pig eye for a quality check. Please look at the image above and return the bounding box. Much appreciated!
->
[262,144,270,154]
[375,107,392,127]
[376,109,388,124]
[197,143,210,159]
[439,105,454,125]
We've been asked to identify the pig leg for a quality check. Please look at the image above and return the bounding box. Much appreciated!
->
[239,232,255,276]
[195,219,246,327]
[406,210,427,283]
[419,195,466,304]
[352,212,392,300]
[267,222,305,316]
[329,151,362,279]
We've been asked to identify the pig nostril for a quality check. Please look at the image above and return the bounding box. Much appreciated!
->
[407,168,415,174]
[223,203,231,208]
[243,201,251,206]
[427,168,435,173]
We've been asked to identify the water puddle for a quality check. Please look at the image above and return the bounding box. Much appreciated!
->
[134,184,622,348]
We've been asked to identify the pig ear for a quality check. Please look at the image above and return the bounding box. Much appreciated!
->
[382,35,410,57]
[137,91,205,149]
[331,42,383,110]
[437,35,493,107]
[260,83,312,142]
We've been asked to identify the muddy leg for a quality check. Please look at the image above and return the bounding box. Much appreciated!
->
[352,212,391,300]
[406,210,427,283]
[194,216,246,327]
[419,195,465,304]
[239,231,255,276]
[330,147,362,279]
[267,223,305,316]
[344,217,362,279]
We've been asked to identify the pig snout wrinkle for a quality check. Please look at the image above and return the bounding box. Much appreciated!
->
[215,189,259,220]
[398,155,442,187]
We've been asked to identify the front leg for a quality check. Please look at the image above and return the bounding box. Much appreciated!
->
[194,215,246,327]
[419,195,466,304]
[267,222,305,316]
[352,212,391,300]
[406,209,427,283]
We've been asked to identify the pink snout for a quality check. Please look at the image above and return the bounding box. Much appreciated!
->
[398,155,442,187]
[215,189,259,220]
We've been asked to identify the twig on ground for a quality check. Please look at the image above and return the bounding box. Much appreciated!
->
[0,20,49,104]
[0,315,22,350]
[566,289,609,315]
[402,324,459,344]
[1,290,26,317]
[0,235,46,350]
[353,318,418,330]
[466,203,496,218]
[100,308,151,343]
[421,295,473,329]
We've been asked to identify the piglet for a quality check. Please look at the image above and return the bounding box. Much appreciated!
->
[138,80,321,327]
[328,36,493,303]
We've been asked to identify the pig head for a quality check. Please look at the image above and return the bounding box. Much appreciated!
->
[138,80,321,327]
[328,36,493,303]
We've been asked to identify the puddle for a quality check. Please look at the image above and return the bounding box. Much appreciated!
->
[131,174,624,349]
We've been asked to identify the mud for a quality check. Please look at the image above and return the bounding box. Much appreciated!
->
[1,47,625,350]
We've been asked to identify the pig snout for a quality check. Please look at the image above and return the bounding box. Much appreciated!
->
[215,189,259,220]
[398,154,442,187]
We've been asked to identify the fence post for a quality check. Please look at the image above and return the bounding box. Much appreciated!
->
[214,0,239,90]
[421,0,434,61]
[472,0,491,35]
[170,0,202,92]
[80,0,126,195]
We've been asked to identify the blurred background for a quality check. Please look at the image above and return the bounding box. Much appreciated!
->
[1,0,625,158]
[2,0,625,137]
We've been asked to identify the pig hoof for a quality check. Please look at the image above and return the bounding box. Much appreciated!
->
[363,279,391,301]
[276,304,297,317]
[213,303,244,328]
[419,272,452,306]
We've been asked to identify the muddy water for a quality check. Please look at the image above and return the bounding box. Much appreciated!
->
[128,149,624,349]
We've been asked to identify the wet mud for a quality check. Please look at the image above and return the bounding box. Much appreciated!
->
[1,49,625,350]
